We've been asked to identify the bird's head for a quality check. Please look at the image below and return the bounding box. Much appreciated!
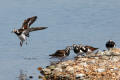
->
[66,46,72,50]
[72,44,77,48]
[79,44,83,48]
[109,40,113,42]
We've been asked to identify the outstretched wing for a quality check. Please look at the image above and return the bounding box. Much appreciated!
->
[28,16,37,27]
[28,27,48,32]
[21,16,37,29]
[21,17,31,29]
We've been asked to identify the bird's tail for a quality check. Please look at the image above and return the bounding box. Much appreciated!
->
[94,48,99,50]
[49,53,55,56]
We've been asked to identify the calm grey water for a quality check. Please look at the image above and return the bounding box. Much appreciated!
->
[0,0,120,79]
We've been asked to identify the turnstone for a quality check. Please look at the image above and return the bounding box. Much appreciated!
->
[81,45,98,54]
[12,16,48,46]
[72,44,84,56]
[49,46,71,61]
[106,40,116,50]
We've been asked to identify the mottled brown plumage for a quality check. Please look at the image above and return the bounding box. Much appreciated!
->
[49,47,71,59]
[28,27,48,32]
[79,45,98,54]
[50,50,67,57]
[12,16,48,46]
[85,46,98,51]
[21,16,37,29]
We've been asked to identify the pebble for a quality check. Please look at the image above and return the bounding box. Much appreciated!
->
[80,62,88,67]
[66,66,74,74]
[41,68,51,75]
[54,68,62,73]
[76,73,85,79]
[40,50,120,79]
[96,68,105,72]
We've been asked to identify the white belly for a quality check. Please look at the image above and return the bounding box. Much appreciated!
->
[77,50,84,55]
[18,34,26,41]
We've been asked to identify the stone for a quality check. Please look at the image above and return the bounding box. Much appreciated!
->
[96,68,105,72]
[76,73,85,79]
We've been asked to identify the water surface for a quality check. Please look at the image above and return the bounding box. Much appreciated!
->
[0,0,120,80]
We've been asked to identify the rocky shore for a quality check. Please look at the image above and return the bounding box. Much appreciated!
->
[39,48,120,80]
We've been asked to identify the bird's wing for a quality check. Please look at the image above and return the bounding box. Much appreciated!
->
[54,50,65,56]
[49,50,65,57]
[28,16,37,27]
[85,46,98,50]
[21,16,37,29]
[28,27,48,32]
[85,46,94,49]
[21,17,31,29]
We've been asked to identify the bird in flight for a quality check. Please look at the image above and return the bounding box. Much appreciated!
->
[12,16,48,46]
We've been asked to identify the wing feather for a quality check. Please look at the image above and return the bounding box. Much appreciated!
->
[21,16,37,29]
[28,27,48,32]
[21,18,31,29]
[28,16,37,27]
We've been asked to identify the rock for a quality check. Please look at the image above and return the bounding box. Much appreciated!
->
[111,56,119,62]
[111,48,120,55]
[37,67,42,71]
[61,62,69,69]
[91,59,96,63]
[40,50,120,80]
[95,50,105,56]
[40,68,51,75]
[56,64,62,68]
[66,66,74,74]
[47,65,56,70]
[113,67,119,71]
[80,62,88,67]
[96,68,105,72]
[38,75,43,79]
[76,73,85,79]
[54,68,62,73]
[104,50,112,56]
[110,67,119,71]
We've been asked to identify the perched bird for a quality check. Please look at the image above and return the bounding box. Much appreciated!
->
[72,44,84,56]
[49,46,71,61]
[72,44,80,53]
[80,45,98,54]
[12,16,48,46]
[106,40,116,50]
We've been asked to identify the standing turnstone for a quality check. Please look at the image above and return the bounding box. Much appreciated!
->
[12,16,48,46]
[49,46,71,61]
[72,44,84,56]
[80,45,98,54]
[106,40,116,50]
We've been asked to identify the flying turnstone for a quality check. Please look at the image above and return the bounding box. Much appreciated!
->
[49,46,71,61]
[72,44,84,56]
[106,40,116,50]
[12,16,48,46]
